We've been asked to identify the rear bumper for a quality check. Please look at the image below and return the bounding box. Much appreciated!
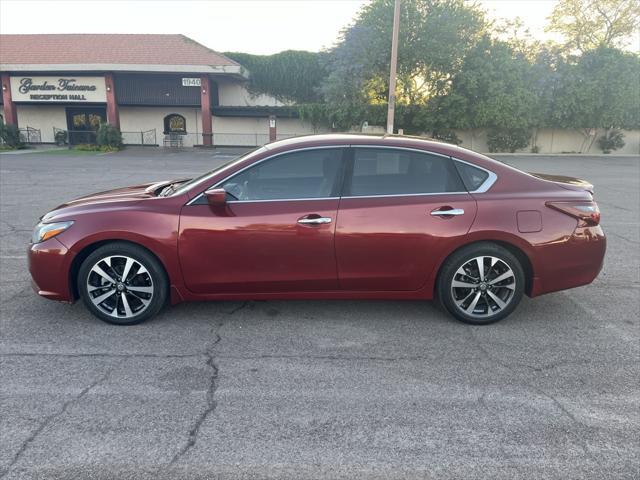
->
[530,225,606,297]
[28,238,75,302]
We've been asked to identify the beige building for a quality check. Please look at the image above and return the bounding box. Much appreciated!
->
[0,34,324,147]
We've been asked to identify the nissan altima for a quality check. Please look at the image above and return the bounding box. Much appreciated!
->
[28,134,606,325]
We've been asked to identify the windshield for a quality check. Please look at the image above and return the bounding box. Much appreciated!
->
[171,146,267,196]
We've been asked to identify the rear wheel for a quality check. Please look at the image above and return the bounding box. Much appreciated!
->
[438,243,525,325]
[78,242,167,325]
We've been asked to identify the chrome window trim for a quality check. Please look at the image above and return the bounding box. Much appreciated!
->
[339,191,471,200]
[450,156,497,193]
[186,144,498,206]
[226,197,340,204]
[347,144,497,195]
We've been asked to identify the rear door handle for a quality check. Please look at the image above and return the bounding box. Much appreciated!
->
[297,216,332,225]
[431,208,465,216]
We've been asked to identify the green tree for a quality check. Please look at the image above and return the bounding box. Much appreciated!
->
[551,47,640,129]
[432,36,540,131]
[225,50,327,103]
[321,0,487,105]
[547,0,640,53]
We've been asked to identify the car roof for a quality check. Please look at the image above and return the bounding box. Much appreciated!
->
[263,133,457,152]
[263,133,503,167]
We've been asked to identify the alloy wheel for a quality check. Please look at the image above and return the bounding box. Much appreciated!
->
[450,255,516,319]
[86,255,154,319]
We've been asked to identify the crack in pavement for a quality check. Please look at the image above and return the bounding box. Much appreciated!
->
[467,327,593,457]
[0,364,118,479]
[218,353,446,362]
[476,392,511,461]
[0,289,33,305]
[0,219,30,235]
[226,301,250,316]
[0,352,454,364]
[607,231,640,245]
[168,301,248,466]
[0,352,203,359]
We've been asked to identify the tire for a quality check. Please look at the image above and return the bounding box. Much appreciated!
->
[78,242,168,325]
[437,242,525,325]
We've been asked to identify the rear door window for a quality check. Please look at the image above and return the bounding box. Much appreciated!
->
[346,148,465,196]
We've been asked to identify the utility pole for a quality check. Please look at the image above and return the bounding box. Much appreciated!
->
[386,0,401,134]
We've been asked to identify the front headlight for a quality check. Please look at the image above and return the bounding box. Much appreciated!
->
[31,221,74,244]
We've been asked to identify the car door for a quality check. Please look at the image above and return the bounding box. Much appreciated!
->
[179,147,345,294]
[335,147,477,291]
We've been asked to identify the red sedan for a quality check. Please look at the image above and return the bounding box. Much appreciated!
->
[28,134,606,325]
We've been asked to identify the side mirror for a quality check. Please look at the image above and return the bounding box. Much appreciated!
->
[204,188,227,207]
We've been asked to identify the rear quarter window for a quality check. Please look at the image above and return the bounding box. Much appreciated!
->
[454,161,490,191]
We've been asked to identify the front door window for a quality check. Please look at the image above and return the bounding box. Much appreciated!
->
[221,148,344,201]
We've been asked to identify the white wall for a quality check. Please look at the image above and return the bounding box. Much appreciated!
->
[276,118,328,136]
[211,116,329,146]
[16,104,67,143]
[455,128,640,155]
[216,77,285,107]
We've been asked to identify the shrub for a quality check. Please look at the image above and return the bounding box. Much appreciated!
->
[430,130,462,145]
[597,129,625,154]
[96,123,123,149]
[74,144,117,152]
[487,127,530,153]
[0,122,24,149]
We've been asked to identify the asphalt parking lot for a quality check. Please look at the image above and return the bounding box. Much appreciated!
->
[1,147,638,479]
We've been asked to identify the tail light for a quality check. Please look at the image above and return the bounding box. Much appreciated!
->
[546,201,600,226]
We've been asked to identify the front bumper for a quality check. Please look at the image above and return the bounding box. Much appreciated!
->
[28,237,75,302]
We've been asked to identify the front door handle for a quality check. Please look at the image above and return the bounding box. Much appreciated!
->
[431,208,465,217]
[297,216,332,225]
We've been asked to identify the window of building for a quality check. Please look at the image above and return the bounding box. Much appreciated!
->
[347,148,465,196]
[164,114,187,134]
[221,148,344,201]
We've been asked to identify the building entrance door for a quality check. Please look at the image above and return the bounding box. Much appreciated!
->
[66,107,106,144]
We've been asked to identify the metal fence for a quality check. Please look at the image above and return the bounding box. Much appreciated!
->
[121,129,157,146]
[42,128,298,148]
[154,132,300,148]
[155,132,267,148]
[19,127,42,144]
[52,127,157,146]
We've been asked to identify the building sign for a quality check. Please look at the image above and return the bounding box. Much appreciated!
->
[10,76,107,102]
[182,77,201,87]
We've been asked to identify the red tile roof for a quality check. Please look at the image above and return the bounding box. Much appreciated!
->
[0,34,239,67]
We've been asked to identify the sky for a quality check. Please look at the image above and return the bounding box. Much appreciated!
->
[0,0,582,55]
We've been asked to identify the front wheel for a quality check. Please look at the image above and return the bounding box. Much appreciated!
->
[78,242,167,325]
[437,243,525,325]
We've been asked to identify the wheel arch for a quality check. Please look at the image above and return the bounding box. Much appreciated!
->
[433,238,535,297]
[69,239,170,301]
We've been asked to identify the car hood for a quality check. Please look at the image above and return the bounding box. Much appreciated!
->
[528,172,594,194]
[53,182,159,210]
[41,179,189,222]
